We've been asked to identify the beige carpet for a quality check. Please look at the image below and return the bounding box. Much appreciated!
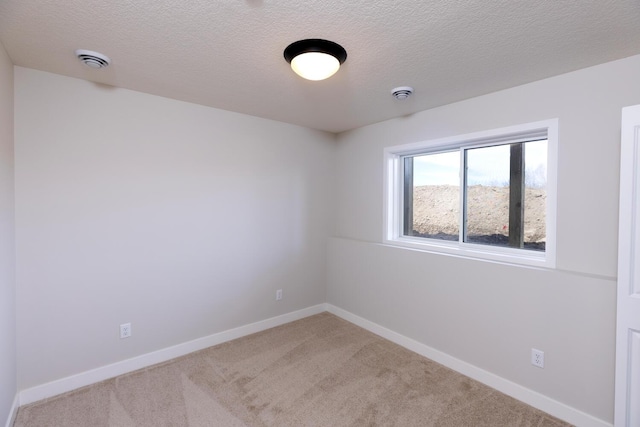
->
[14,312,571,426]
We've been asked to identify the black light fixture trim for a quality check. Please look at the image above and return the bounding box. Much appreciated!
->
[283,39,347,65]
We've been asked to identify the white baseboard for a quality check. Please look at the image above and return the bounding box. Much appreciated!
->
[4,394,19,427]
[326,304,611,427]
[16,303,611,427]
[19,304,327,406]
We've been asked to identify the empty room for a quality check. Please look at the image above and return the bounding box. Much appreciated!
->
[2,1,640,426]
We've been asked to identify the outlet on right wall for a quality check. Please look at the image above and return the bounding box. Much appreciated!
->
[328,54,640,425]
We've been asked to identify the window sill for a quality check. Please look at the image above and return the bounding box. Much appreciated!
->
[383,236,554,269]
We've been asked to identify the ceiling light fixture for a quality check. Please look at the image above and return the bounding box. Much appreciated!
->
[75,49,111,69]
[284,39,347,81]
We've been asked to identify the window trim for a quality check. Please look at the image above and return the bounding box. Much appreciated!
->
[383,119,558,268]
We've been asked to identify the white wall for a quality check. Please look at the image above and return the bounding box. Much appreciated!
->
[328,54,640,423]
[0,42,16,423]
[14,67,336,390]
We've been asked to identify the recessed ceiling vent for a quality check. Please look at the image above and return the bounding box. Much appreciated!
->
[75,49,111,69]
[391,86,413,100]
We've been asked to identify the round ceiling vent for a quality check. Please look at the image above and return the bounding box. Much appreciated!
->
[75,49,111,69]
[391,86,414,100]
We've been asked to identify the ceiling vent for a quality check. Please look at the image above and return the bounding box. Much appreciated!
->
[391,86,413,100]
[75,49,111,69]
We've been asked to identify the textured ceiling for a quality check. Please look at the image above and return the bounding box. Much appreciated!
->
[1,0,640,133]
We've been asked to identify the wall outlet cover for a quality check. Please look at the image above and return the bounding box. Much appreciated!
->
[120,323,132,339]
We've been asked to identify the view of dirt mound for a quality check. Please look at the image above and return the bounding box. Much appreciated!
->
[412,185,546,248]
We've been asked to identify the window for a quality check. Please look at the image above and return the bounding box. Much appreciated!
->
[384,120,557,268]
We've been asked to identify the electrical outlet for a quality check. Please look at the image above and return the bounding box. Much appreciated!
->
[120,323,132,339]
[276,289,283,301]
[531,348,544,368]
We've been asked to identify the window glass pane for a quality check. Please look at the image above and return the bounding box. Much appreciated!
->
[464,140,547,251]
[408,151,460,240]
[464,145,511,247]
[524,140,547,251]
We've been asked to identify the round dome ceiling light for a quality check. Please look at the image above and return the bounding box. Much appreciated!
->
[284,39,347,81]
[75,49,111,69]
[391,86,414,100]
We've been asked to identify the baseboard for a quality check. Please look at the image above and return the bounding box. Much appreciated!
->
[16,303,611,427]
[4,394,19,427]
[326,304,611,427]
[19,304,327,406]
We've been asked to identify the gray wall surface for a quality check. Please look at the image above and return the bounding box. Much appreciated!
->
[14,67,336,390]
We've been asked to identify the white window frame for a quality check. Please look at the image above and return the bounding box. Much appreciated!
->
[383,119,558,268]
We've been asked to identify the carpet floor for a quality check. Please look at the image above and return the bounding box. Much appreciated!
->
[14,312,572,426]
